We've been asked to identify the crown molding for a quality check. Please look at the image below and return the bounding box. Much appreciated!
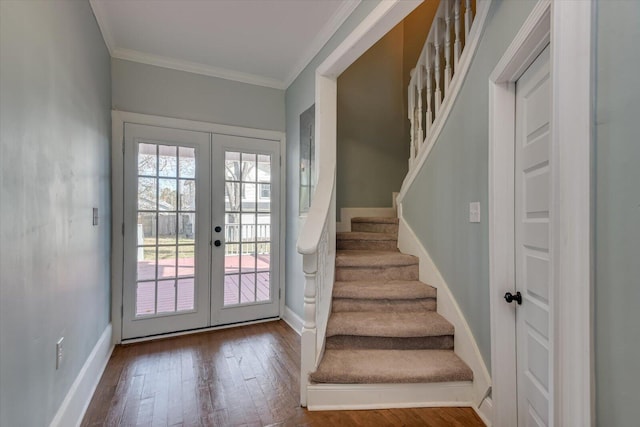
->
[284,0,361,88]
[89,0,361,90]
[111,48,286,90]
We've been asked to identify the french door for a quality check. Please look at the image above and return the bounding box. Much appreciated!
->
[122,123,280,340]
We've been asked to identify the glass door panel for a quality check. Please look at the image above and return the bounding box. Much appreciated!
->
[123,123,210,339]
[212,135,280,325]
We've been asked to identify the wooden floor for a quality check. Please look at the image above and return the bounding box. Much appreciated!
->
[82,321,485,427]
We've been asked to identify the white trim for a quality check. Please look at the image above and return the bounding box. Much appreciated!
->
[397,213,492,409]
[110,110,286,344]
[284,0,361,88]
[111,48,286,90]
[396,0,493,204]
[550,1,594,425]
[336,207,397,232]
[49,324,114,427]
[475,397,494,427]
[306,382,473,411]
[282,306,303,336]
[488,0,593,425]
[121,317,280,345]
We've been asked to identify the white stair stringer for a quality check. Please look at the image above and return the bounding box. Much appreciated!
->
[306,381,474,411]
[397,208,493,424]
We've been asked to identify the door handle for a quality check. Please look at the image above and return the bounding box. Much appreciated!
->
[504,291,522,305]
[214,240,222,247]
[214,226,222,233]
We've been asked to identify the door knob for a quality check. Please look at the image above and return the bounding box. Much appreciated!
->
[504,291,522,305]
[214,240,221,247]
[215,226,222,233]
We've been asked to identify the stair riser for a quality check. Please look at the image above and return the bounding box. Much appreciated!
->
[332,298,436,312]
[325,335,454,351]
[351,223,399,235]
[335,265,419,282]
[337,240,398,251]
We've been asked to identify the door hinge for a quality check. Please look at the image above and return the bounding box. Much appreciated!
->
[121,305,124,318]
[279,288,281,299]
[122,223,125,235]
[122,140,125,154]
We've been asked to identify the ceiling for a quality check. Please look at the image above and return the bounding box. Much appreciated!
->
[90,0,361,89]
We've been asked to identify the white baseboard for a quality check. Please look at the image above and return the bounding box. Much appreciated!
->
[282,305,303,336]
[307,382,473,411]
[397,212,492,419]
[336,207,397,232]
[475,396,493,426]
[49,323,114,427]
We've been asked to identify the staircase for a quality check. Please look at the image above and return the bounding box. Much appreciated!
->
[309,217,473,387]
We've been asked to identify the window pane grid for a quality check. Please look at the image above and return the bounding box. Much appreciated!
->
[135,142,196,317]
[224,151,272,306]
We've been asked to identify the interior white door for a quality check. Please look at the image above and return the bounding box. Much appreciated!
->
[515,44,552,426]
[211,134,281,325]
[123,123,212,339]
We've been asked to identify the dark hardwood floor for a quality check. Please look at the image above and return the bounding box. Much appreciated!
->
[82,320,485,426]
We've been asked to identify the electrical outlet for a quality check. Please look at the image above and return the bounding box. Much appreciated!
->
[469,202,481,223]
[56,337,64,369]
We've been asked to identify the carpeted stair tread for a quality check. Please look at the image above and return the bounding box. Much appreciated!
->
[326,311,454,338]
[332,298,437,313]
[336,250,418,268]
[351,217,399,224]
[310,349,473,384]
[333,280,436,300]
[337,231,397,241]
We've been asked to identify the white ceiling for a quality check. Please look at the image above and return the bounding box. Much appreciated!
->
[90,0,361,89]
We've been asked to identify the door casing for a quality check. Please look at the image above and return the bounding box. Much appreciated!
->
[111,111,286,344]
[488,0,594,425]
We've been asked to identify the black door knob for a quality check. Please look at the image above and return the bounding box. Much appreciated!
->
[504,291,522,305]
[215,226,222,233]
[214,240,221,247]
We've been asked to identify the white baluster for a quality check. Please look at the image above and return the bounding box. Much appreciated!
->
[454,0,461,65]
[465,0,473,40]
[445,1,453,92]
[416,63,424,151]
[425,46,433,140]
[408,82,415,162]
[434,22,443,114]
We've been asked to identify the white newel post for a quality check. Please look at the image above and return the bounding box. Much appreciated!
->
[300,253,318,407]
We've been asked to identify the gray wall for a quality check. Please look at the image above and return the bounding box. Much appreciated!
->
[337,24,408,212]
[284,0,382,317]
[112,59,285,131]
[402,0,538,368]
[0,1,111,426]
[595,1,640,425]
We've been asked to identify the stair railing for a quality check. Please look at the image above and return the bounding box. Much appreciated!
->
[297,119,337,406]
[408,0,479,170]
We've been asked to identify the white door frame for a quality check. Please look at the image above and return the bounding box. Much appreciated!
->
[488,1,594,426]
[111,110,286,344]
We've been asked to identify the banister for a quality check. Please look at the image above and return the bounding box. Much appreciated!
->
[296,167,335,255]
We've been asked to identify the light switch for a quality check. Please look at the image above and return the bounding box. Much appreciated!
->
[93,208,99,226]
[469,202,480,223]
